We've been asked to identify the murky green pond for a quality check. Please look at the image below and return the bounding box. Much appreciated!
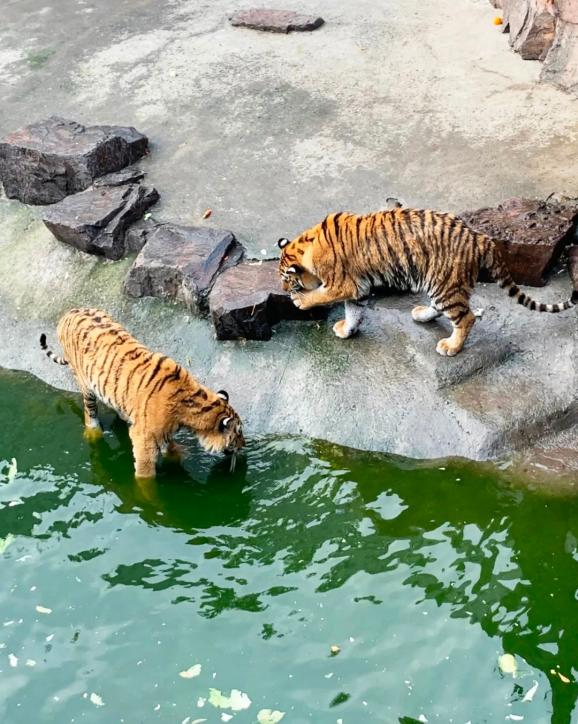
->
[1,369,578,724]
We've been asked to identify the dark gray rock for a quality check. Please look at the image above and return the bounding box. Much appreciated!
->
[460,197,578,286]
[124,222,244,312]
[569,245,578,289]
[230,8,324,33]
[0,116,148,205]
[209,260,327,341]
[94,166,145,187]
[42,183,159,260]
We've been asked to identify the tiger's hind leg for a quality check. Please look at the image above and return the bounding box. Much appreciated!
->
[436,302,476,357]
[411,304,442,323]
[82,390,103,441]
[333,300,366,339]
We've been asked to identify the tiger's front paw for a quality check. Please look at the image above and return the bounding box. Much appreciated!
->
[83,426,103,442]
[436,338,461,357]
[290,291,307,310]
[333,319,358,339]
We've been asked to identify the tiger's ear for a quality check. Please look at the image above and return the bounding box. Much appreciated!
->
[219,416,232,432]
[278,238,290,249]
[217,390,229,402]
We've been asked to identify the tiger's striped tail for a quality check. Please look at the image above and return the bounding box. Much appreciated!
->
[482,238,578,313]
[39,334,68,365]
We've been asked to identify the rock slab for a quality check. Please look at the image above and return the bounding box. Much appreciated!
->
[124,221,244,312]
[209,260,326,341]
[460,197,577,286]
[42,183,159,260]
[0,116,148,205]
[230,8,324,33]
[541,18,578,94]
[507,0,556,60]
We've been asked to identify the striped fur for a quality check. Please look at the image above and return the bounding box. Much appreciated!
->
[278,209,577,356]
[40,308,244,478]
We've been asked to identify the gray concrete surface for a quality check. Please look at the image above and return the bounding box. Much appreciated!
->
[1,0,578,469]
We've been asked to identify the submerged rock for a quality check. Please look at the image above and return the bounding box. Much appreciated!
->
[124,221,244,312]
[230,8,324,33]
[209,260,326,341]
[42,183,159,260]
[0,116,148,205]
[461,197,577,286]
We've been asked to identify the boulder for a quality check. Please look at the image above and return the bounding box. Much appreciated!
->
[42,183,159,261]
[460,197,577,286]
[541,18,578,94]
[209,260,326,341]
[0,116,148,205]
[123,221,244,312]
[507,0,556,60]
[230,8,324,33]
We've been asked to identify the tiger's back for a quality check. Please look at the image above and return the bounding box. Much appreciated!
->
[278,208,577,356]
[57,308,166,423]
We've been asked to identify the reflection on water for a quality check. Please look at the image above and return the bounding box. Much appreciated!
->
[1,368,578,723]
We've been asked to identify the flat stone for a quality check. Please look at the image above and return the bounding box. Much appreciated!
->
[541,19,578,95]
[230,8,324,33]
[460,197,577,286]
[42,183,159,261]
[209,260,327,341]
[123,221,244,312]
[0,116,148,205]
[507,0,556,60]
[94,166,145,187]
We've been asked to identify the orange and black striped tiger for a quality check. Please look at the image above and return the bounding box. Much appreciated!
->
[40,308,244,478]
[278,208,577,356]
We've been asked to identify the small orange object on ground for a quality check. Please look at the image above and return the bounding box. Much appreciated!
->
[493,16,503,25]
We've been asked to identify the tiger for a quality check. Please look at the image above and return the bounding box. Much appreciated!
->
[39,308,245,479]
[278,208,578,356]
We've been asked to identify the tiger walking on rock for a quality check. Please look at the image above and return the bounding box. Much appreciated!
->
[278,208,577,356]
[40,308,245,479]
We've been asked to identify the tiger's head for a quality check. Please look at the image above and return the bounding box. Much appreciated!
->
[278,236,321,293]
[193,390,245,458]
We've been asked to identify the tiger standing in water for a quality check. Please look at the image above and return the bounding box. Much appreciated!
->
[278,208,577,356]
[40,308,244,479]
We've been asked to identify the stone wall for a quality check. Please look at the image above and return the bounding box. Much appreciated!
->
[494,0,578,94]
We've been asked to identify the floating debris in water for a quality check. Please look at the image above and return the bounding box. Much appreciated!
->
[522,680,539,702]
[35,605,52,615]
[257,710,285,723]
[0,534,15,554]
[208,688,252,711]
[8,653,18,667]
[197,697,206,708]
[179,664,202,679]
[330,645,340,656]
[25,659,36,667]
[89,692,105,707]
[498,653,517,676]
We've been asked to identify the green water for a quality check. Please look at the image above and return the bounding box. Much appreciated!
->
[1,369,578,724]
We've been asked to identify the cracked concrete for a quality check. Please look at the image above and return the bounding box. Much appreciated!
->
[1,0,577,472]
